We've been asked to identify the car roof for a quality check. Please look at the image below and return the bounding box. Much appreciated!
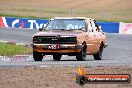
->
[52,17,92,20]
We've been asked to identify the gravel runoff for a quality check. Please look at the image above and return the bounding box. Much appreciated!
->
[0,65,131,88]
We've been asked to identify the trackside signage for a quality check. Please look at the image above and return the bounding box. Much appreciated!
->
[98,22,119,33]
[0,16,132,34]
[0,16,48,29]
[0,16,120,33]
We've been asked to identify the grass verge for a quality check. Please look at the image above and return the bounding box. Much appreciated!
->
[0,13,131,23]
[0,42,32,56]
[0,0,132,22]
[0,13,49,19]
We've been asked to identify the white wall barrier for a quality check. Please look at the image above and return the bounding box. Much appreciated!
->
[119,22,132,34]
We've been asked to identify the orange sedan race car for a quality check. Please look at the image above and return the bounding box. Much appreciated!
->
[32,17,108,61]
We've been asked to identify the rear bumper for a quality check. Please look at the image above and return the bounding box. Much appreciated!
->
[32,44,82,53]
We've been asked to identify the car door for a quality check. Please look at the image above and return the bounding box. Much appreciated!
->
[95,20,106,43]
[91,19,101,52]
[86,19,98,54]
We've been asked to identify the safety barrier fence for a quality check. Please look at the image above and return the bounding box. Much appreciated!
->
[0,16,132,34]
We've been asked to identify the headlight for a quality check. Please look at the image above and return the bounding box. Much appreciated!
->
[33,36,41,43]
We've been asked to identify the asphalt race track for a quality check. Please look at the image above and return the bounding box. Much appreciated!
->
[0,28,132,67]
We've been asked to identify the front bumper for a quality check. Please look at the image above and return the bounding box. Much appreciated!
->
[32,44,82,53]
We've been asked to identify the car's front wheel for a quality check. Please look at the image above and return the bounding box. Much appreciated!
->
[53,54,62,61]
[33,51,43,61]
[93,45,103,60]
[76,44,87,61]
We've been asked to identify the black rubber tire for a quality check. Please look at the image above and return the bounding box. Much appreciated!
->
[53,54,62,61]
[93,45,103,60]
[76,76,87,85]
[76,44,87,61]
[33,51,43,61]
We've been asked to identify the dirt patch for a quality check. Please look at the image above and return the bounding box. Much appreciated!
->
[0,65,131,88]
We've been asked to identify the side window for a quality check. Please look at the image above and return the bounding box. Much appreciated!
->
[88,20,93,32]
[91,20,97,32]
[94,21,100,32]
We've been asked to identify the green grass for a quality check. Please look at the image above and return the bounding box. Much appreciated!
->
[0,42,32,56]
[13,8,67,14]
[0,13,49,19]
[0,7,132,22]
[1,13,131,22]
[1,13,131,23]
[0,0,131,22]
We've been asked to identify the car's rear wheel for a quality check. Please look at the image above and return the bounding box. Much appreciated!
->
[33,51,43,61]
[53,54,62,61]
[93,45,104,60]
[76,44,87,61]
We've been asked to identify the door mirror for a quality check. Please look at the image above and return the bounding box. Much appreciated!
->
[100,30,105,34]
[98,26,103,32]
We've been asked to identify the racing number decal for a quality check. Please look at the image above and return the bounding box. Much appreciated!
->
[48,45,60,49]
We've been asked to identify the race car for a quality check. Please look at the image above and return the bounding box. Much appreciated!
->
[32,17,108,61]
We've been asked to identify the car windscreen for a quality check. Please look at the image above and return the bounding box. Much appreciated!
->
[45,19,86,31]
